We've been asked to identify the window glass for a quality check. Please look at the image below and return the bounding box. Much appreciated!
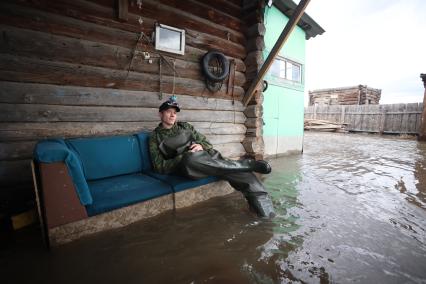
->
[286,62,293,81]
[292,63,301,82]
[158,27,182,51]
[268,57,302,83]
[270,59,281,77]
[279,60,286,79]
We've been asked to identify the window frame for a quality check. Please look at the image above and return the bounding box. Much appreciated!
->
[154,24,186,55]
[269,56,303,84]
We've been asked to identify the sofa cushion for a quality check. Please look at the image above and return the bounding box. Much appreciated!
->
[67,135,142,181]
[147,172,219,192]
[85,173,173,216]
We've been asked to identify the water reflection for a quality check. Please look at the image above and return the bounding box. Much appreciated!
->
[3,132,426,284]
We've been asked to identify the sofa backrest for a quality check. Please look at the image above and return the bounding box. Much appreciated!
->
[135,132,153,172]
[67,135,143,181]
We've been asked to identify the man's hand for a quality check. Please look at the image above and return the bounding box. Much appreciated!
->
[189,143,203,152]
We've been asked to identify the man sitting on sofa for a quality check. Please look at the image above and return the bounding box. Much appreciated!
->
[148,96,275,218]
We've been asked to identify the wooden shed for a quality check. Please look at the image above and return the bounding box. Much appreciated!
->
[309,85,382,106]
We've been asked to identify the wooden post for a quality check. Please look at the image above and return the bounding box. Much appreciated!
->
[313,104,317,119]
[340,105,345,124]
[242,0,311,106]
[117,0,128,22]
[418,74,426,140]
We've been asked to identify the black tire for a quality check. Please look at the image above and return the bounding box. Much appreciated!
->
[202,51,230,82]
[263,80,268,92]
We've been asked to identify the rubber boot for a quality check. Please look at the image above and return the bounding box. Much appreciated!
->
[246,194,276,218]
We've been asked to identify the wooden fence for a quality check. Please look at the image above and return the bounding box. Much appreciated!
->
[304,103,423,134]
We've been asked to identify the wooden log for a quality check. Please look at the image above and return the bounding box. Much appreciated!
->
[245,117,263,128]
[0,122,246,141]
[0,141,36,160]
[0,2,248,66]
[214,142,246,158]
[227,0,243,7]
[4,0,245,46]
[244,104,262,118]
[242,7,264,26]
[195,0,242,18]
[0,82,245,111]
[125,0,246,43]
[246,23,266,37]
[147,0,244,32]
[245,127,262,137]
[242,0,259,10]
[0,2,245,61]
[0,25,243,86]
[0,122,156,141]
[246,36,265,53]
[0,104,246,124]
[242,136,264,154]
[185,29,246,60]
[0,160,33,186]
[244,51,263,70]
[0,0,146,33]
[205,134,245,144]
[117,0,128,21]
[193,122,246,135]
[0,54,245,99]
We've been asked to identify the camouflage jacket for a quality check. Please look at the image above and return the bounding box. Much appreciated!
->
[149,121,213,174]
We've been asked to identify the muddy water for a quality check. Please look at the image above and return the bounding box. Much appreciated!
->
[3,132,426,284]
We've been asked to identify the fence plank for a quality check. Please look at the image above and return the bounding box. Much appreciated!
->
[305,103,422,134]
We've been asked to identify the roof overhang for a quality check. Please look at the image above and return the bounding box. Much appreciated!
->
[273,0,325,39]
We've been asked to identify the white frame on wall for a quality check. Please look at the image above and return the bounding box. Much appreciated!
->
[154,24,186,55]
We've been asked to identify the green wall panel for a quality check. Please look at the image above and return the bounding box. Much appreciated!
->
[264,6,306,64]
[262,5,306,154]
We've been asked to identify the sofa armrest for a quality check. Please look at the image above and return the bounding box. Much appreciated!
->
[34,139,92,205]
[36,162,88,229]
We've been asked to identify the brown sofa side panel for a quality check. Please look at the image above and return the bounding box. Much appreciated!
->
[39,162,88,228]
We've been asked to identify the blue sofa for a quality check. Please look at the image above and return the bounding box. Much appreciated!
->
[33,132,223,245]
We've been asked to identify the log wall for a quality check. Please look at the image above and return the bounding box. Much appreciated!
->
[241,0,265,160]
[0,0,251,216]
[309,85,381,106]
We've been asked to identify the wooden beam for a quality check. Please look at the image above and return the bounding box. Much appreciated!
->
[117,0,128,21]
[243,0,311,106]
[418,73,426,140]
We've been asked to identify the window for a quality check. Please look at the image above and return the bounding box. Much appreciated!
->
[155,24,185,55]
[269,57,302,83]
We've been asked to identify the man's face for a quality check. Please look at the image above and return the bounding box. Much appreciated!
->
[159,108,177,128]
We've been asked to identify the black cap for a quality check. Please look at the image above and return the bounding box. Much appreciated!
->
[159,96,180,112]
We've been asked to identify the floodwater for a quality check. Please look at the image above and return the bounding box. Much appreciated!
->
[2,132,426,284]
